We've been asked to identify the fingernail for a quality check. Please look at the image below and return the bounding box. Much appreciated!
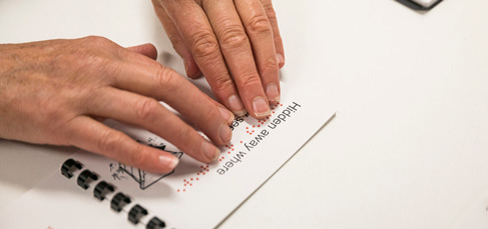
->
[202,141,220,162]
[219,107,235,123]
[266,83,280,103]
[159,155,179,170]
[219,124,232,144]
[252,97,271,118]
[228,95,246,116]
[277,53,285,68]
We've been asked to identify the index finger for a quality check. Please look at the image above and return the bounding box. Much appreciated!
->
[232,0,281,104]
[202,0,276,117]
[111,58,234,146]
[161,1,271,119]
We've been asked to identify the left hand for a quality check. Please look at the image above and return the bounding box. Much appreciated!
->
[152,0,285,119]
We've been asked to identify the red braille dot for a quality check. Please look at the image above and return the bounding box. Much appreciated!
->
[240,141,243,143]
[196,178,199,180]
[177,189,180,192]
[246,127,249,129]
[191,178,193,181]
[258,125,261,127]
[183,189,186,192]
[184,184,187,186]
[190,184,192,186]
[252,125,255,128]
[197,173,200,175]
[203,172,206,175]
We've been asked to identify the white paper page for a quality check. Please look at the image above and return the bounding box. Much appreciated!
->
[0,83,335,229]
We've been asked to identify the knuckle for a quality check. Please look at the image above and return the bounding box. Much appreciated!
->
[247,15,272,34]
[129,144,148,167]
[238,73,262,88]
[190,30,220,58]
[211,75,236,94]
[262,4,278,21]
[135,98,160,121]
[219,25,248,49]
[260,57,278,74]
[81,36,115,49]
[98,130,125,155]
[83,35,111,44]
[82,53,111,69]
[154,66,178,91]
[267,11,278,23]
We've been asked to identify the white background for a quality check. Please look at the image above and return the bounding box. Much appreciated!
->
[1,0,488,228]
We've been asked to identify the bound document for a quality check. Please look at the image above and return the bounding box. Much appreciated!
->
[0,83,335,229]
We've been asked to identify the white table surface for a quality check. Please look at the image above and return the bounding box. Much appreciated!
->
[1,0,488,228]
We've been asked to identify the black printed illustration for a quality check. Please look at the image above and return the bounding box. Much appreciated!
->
[110,138,183,190]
